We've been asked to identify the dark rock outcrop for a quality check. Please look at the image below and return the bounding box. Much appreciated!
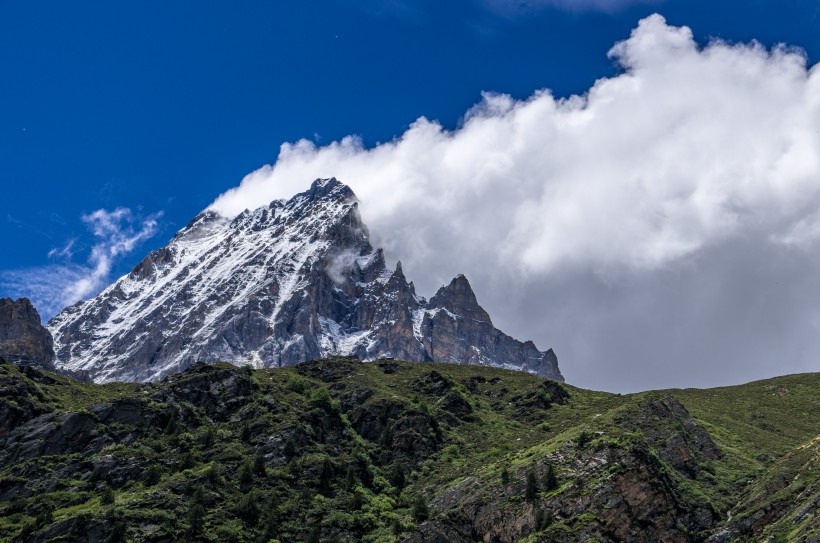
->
[0,298,55,370]
[48,178,562,383]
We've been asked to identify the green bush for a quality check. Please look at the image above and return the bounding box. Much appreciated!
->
[412,496,429,522]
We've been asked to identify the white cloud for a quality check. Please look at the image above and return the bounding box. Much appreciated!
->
[211,14,820,280]
[1,208,161,320]
[209,14,820,391]
[47,239,76,260]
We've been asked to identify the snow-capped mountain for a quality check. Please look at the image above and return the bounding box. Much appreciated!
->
[48,178,562,383]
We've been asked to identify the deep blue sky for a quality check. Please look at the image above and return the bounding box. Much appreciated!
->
[2,0,820,311]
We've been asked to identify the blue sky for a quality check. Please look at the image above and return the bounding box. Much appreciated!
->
[3,1,820,390]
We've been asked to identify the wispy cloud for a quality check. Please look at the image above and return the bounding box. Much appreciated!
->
[47,239,76,260]
[1,208,161,320]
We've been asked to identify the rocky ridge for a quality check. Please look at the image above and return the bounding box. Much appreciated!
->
[0,298,55,371]
[47,178,561,383]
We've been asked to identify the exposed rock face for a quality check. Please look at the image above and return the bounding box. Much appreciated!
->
[48,178,562,383]
[414,393,724,543]
[0,298,55,371]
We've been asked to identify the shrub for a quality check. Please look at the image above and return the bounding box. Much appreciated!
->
[412,496,429,522]
[577,430,592,449]
[143,464,163,486]
[286,377,310,395]
[100,485,115,505]
[179,451,196,471]
[238,459,254,485]
[199,425,216,448]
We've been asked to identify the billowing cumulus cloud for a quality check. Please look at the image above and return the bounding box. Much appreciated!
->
[211,15,820,391]
[1,208,161,319]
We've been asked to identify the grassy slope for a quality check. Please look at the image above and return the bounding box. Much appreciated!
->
[0,361,816,543]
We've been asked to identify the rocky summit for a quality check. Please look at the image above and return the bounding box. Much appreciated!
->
[47,178,562,383]
[0,298,55,371]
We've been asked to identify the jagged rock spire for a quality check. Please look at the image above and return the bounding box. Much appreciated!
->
[48,179,562,383]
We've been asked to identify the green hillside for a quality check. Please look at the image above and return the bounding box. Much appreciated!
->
[0,359,817,543]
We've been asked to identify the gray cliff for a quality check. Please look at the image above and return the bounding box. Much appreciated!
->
[0,298,56,370]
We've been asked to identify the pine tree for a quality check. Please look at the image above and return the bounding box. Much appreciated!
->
[343,465,356,491]
[253,452,267,476]
[187,503,206,535]
[241,421,252,443]
[501,466,510,485]
[389,463,406,491]
[236,491,260,526]
[525,469,539,502]
[543,463,558,491]
[238,458,254,485]
[319,457,334,493]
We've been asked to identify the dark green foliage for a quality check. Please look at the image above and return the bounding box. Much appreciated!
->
[6,498,25,514]
[389,463,406,491]
[0,359,817,543]
[391,517,403,536]
[534,508,552,531]
[253,452,266,476]
[285,376,310,395]
[143,463,163,486]
[501,466,510,485]
[187,503,206,535]
[577,429,592,449]
[35,505,53,527]
[241,421,252,443]
[412,495,430,522]
[108,520,127,543]
[343,465,356,491]
[179,451,196,470]
[199,425,216,448]
[309,387,339,413]
[352,490,366,510]
[236,491,260,526]
[284,437,297,458]
[191,484,207,506]
[165,413,179,435]
[543,463,559,491]
[318,456,334,493]
[525,469,539,501]
[380,423,394,446]
[238,458,255,485]
[100,484,115,505]
[205,463,221,485]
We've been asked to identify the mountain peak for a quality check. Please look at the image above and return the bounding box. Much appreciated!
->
[48,179,562,383]
[430,274,491,325]
[303,177,355,202]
